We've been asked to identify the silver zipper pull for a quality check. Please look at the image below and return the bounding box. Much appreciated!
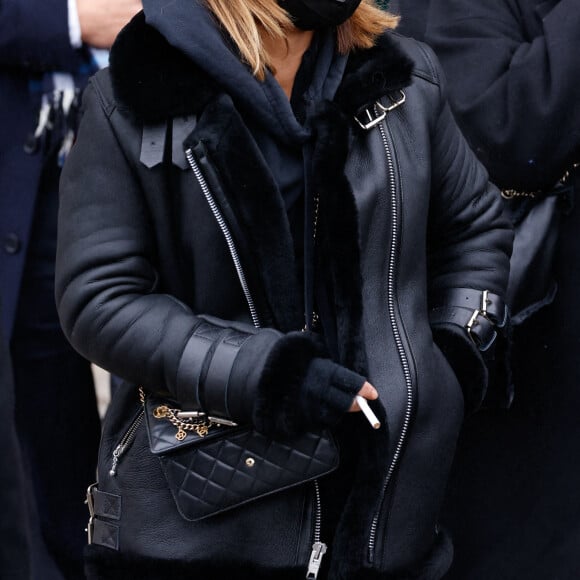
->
[109,443,126,476]
[108,408,145,476]
[306,541,327,579]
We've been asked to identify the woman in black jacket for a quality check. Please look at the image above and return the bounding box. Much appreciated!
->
[55,1,512,578]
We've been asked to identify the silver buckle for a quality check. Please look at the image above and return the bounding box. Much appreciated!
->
[84,482,97,545]
[466,307,497,351]
[376,90,406,113]
[480,289,508,327]
[466,308,481,344]
[480,290,490,318]
[354,103,386,130]
[354,90,407,130]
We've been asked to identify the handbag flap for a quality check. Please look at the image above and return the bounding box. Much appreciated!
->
[143,396,339,521]
[145,396,233,454]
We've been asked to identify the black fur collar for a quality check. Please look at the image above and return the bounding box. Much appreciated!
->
[109,12,220,122]
[109,12,414,123]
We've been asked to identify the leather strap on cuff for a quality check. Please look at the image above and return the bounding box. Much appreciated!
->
[430,288,508,352]
[430,305,497,352]
[432,288,508,327]
[203,329,253,418]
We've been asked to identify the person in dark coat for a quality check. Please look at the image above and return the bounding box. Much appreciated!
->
[396,1,580,578]
[55,1,512,578]
[0,1,140,577]
[0,298,31,579]
[387,0,431,40]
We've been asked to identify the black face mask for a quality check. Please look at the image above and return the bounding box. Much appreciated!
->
[280,0,363,30]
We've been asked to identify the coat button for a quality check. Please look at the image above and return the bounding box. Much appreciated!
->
[3,233,22,255]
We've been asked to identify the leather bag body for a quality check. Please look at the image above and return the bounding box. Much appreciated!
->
[90,382,332,571]
[144,393,338,521]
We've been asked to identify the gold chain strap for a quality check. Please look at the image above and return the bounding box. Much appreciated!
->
[302,192,320,332]
[152,405,215,441]
[501,162,580,199]
[139,387,216,441]
[312,191,320,240]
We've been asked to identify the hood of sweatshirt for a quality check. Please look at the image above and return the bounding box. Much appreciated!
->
[141,0,346,145]
[110,3,416,131]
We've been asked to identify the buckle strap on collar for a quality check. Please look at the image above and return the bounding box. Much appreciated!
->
[354,90,406,131]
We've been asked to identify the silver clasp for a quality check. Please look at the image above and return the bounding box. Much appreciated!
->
[466,308,481,342]
[207,416,238,427]
[84,482,98,545]
[354,103,386,130]
[480,290,490,318]
[354,90,406,131]
[376,90,406,113]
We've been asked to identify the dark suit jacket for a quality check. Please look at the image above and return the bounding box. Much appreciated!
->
[0,0,91,341]
[391,0,431,41]
[0,299,30,578]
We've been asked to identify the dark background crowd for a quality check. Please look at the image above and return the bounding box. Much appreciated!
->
[394,1,580,578]
[0,1,140,578]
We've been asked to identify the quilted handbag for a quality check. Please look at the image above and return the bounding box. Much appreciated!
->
[143,393,339,521]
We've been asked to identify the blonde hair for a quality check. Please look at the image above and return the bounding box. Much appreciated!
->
[204,0,399,80]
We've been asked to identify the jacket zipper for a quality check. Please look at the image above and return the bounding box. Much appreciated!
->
[109,409,144,476]
[367,113,415,563]
[185,145,325,578]
[108,143,262,477]
[306,480,327,579]
[185,147,261,329]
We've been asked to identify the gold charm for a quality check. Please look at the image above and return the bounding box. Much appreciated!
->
[151,399,215,440]
[195,424,209,437]
[153,405,169,419]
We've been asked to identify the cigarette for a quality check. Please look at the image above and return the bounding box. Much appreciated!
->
[356,396,381,429]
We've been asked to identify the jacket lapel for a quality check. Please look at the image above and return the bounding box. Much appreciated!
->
[183,93,303,332]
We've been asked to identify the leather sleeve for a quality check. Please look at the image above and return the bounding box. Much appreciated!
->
[424,46,512,298]
[56,82,364,431]
[56,82,270,423]
[426,95,512,289]
[420,43,513,411]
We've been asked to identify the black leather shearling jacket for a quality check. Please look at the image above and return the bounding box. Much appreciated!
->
[55,11,512,580]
